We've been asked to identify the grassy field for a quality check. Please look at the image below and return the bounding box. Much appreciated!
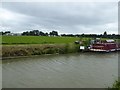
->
[2,36,83,45]
[2,36,120,45]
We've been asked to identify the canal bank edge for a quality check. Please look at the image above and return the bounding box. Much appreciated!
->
[2,43,80,60]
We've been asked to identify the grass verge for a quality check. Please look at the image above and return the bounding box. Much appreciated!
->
[2,43,80,59]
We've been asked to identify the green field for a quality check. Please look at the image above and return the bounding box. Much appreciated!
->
[2,36,84,45]
[1,36,89,57]
[2,36,120,45]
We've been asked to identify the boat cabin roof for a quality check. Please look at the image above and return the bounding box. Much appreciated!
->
[106,39,115,42]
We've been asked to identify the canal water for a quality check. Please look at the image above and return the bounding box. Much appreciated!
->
[2,52,118,88]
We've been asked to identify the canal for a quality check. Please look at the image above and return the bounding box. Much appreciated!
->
[2,52,118,88]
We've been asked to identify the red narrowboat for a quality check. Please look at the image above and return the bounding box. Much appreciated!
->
[89,39,120,52]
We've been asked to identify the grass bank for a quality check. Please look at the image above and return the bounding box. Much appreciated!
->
[2,36,91,59]
[2,43,80,59]
[3,36,118,59]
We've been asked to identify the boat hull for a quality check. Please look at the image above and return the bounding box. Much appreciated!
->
[89,48,120,52]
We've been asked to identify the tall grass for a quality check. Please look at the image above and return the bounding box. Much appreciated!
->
[2,43,80,58]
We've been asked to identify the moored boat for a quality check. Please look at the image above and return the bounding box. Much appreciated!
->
[88,39,120,52]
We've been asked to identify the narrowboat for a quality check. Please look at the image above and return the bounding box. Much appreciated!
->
[89,39,120,52]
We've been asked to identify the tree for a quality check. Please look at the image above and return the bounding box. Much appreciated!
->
[4,31,11,34]
[45,33,48,36]
[39,31,45,36]
[49,31,58,36]
[81,33,84,37]
[103,31,107,36]
[33,30,39,36]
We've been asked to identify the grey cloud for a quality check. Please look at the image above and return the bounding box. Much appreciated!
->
[1,2,118,34]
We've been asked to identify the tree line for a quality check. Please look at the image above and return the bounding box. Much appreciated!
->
[22,30,59,36]
[1,30,58,36]
[1,30,120,39]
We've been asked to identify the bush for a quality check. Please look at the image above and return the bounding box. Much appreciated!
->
[108,80,120,90]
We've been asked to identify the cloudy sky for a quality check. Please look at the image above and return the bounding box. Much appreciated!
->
[0,1,118,34]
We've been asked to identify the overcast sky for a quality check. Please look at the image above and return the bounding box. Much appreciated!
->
[0,2,118,34]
